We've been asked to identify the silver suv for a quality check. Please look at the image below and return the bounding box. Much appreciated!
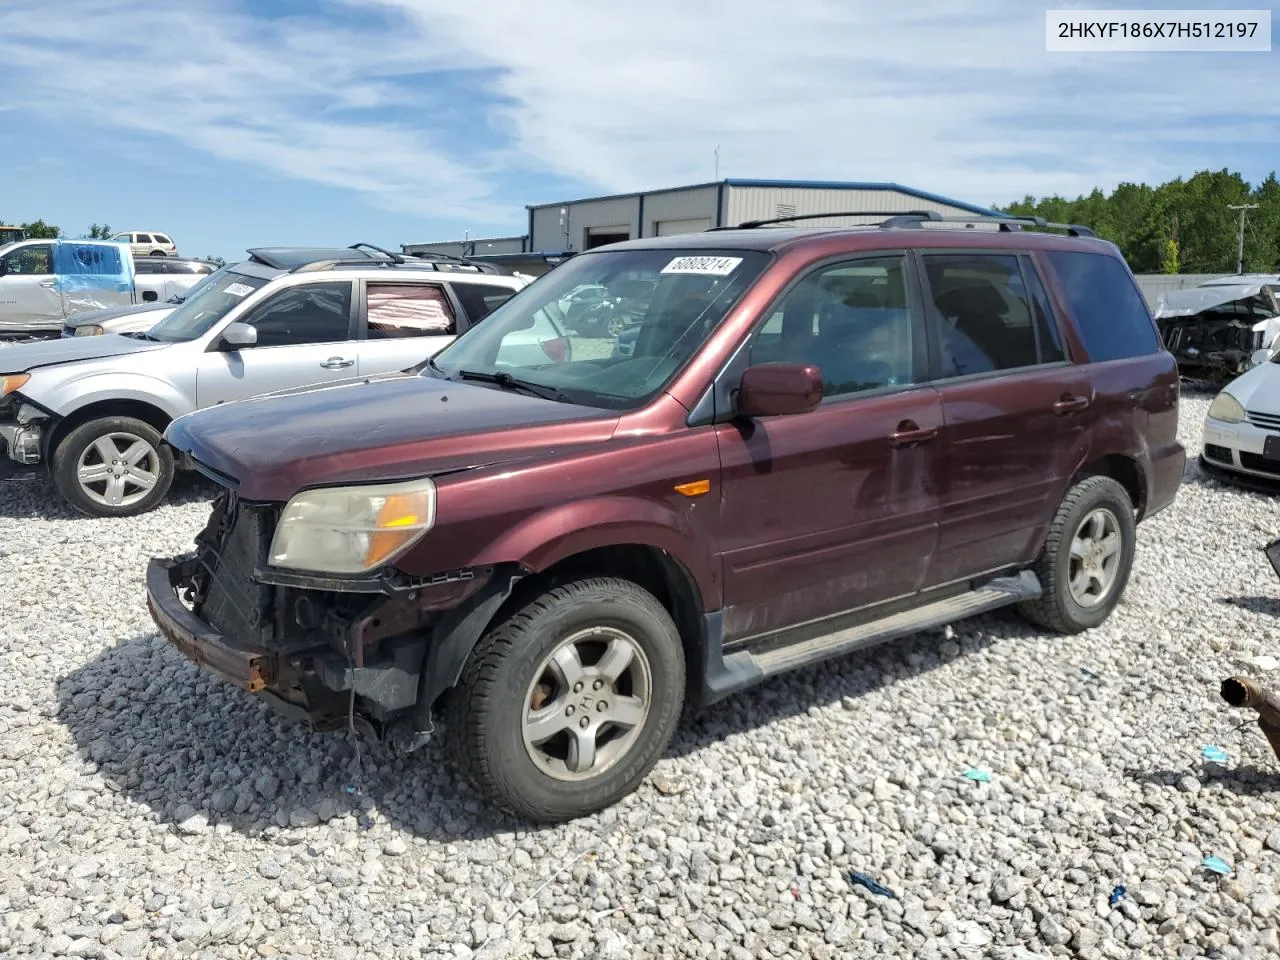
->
[0,246,528,516]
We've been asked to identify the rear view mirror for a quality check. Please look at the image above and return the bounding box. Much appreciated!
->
[220,321,257,349]
[738,363,823,417]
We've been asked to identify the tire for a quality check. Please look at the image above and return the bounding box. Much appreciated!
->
[52,416,175,517]
[149,250,167,257]
[445,577,686,823]
[1018,475,1136,634]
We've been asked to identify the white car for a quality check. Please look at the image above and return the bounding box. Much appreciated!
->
[109,231,179,258]
[0,248,527,516]
[1201,351,1280,482]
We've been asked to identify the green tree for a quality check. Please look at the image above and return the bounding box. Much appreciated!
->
[19,219,60,239]
[204,255,227,266]
[85,223,113,239]
[1159,237,1179,274]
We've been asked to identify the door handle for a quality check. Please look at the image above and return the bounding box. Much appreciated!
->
[320,357,354,369]
[889,420,939,447]
[1053,394,1091,415]
[39,280,56,288]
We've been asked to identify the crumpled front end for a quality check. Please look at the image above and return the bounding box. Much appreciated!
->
[146,489,504,734]
[0,387,50,466]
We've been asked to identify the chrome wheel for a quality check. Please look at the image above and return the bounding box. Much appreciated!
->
[1068,507,1122,608]
[76,432,161,508]
[522,626,652,782]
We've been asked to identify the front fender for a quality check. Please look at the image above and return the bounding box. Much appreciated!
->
[34,371,192,422]
[466,495,720,611]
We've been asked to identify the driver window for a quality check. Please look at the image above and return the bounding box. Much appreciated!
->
[3,245,53,276]
[744,256,915,398]
[243,281,352,348]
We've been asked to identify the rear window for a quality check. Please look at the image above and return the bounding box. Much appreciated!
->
[452,282,517,322]
[1044,251,1161,362]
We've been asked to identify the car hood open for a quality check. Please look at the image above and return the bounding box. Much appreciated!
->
[165,372,620,501]
[0,333,168,372]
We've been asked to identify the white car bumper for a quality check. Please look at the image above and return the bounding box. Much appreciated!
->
[1203,413,1280,478]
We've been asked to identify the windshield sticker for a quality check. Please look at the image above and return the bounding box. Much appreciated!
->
[660,256,743,277]
[224,282,254,298]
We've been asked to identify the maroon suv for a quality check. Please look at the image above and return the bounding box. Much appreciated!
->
[146,213,1184,822]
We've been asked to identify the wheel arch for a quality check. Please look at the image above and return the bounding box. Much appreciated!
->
[45,397,175,463]
[1072,452,1145,516]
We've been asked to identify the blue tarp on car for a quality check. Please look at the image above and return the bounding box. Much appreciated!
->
[52,240,135,314]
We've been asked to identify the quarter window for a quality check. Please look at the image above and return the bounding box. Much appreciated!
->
[452,282,517,323]
[923,254,1064,377]
[244,282,352,347]
[1044,250,1161,362]
[743,255,916,398]
[365,283,455,338]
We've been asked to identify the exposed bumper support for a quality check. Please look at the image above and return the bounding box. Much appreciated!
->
[0,421,42,465]
[146,556,274,691]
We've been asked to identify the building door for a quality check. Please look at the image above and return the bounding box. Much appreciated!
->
[584,227,630,250]
[656,218,712,237]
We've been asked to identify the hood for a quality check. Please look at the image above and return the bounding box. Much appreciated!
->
[64,301,173,328]
[1157,284,1276,318]
[1223,361,1280,413]
[0,332,167,373]
[165,372,620,501]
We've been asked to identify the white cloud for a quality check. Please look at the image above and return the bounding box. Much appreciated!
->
[3,0,1278,228]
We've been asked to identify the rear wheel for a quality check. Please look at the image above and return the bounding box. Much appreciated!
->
[149,250,167,257]
[445,577,685,822]
[1018,475,1136,633]
[52,416,174,517]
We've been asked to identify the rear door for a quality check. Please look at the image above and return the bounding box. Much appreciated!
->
[0,243,62,329]
[195,280,358,407]
[713,252,945,643]
[354,279,461,375]
[918,250,1094,588]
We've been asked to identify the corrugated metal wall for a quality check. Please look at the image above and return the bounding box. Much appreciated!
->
[532,197,638,252]
[644,186,718,236]
[724,186,985,229]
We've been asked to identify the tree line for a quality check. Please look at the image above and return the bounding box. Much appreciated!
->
[998,169,1280,275]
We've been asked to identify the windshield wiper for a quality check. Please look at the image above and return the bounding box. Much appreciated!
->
[455,369,568,402]
[122,331,160,341]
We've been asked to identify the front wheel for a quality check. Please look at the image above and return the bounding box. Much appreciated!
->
[51,416,175,517]
[1018,475,1136,633]
[445,577,686,822]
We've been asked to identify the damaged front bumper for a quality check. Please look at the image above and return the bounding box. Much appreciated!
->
[0,401,48,466]
[144,494,515,738]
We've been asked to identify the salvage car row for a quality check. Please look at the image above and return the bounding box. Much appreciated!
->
[2,213,1190,822]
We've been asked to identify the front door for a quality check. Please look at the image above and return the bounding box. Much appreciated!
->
[0,243,62,329]
[917,251,1094,588]
[354,280,459,376]
[196,280,357,407]
[713,253,944,644]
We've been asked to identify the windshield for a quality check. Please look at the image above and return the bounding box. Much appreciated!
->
[146,268,268,342]
[430,248,770,409]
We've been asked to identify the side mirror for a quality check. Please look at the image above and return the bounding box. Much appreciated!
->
[738,363,823,417]
[1253,348,1274,367]
[142,290,158,302]
[220,321,257,349]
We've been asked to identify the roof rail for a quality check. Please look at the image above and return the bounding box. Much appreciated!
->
[348,242,405,263]
[289,255,507,275]
[879,214,1097,238]
[707,210,944,231]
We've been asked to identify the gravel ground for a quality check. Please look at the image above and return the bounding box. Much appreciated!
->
[4,389,1280,960]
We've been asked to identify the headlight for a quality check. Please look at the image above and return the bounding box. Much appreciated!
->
[1208,391,1246,423]
[268,477,437,574]
[0,373,30,398]
[74,324,104,337]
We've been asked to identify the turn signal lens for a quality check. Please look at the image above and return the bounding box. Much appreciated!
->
[0,373,29,398]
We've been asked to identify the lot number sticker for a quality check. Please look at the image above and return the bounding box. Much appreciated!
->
[224,282,255,297]
[661,256,743,276]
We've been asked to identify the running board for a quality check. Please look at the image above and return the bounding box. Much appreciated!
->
[749,571,1041,677]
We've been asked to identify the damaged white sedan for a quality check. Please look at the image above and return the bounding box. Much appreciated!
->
[1202,348,1280,483]
[1156,276,1280,380]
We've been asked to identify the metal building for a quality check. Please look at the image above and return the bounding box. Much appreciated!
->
[401,178,998,273]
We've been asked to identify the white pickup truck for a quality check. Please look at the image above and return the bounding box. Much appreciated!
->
[0,238,143,336]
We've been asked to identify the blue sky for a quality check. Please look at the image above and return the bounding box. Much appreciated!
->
[1,0,1278,260]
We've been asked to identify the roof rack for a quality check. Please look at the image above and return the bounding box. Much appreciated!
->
[707,210,942,230]
[704,209,1096,238]
[879,213,1096,237]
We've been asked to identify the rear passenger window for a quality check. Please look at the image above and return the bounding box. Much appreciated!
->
[744,255,916,398]
[134,234,152,243]
[923,254,1064,377]
[366,283,455,338]
[1044,250,1161,362]
[452,283,517,323]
